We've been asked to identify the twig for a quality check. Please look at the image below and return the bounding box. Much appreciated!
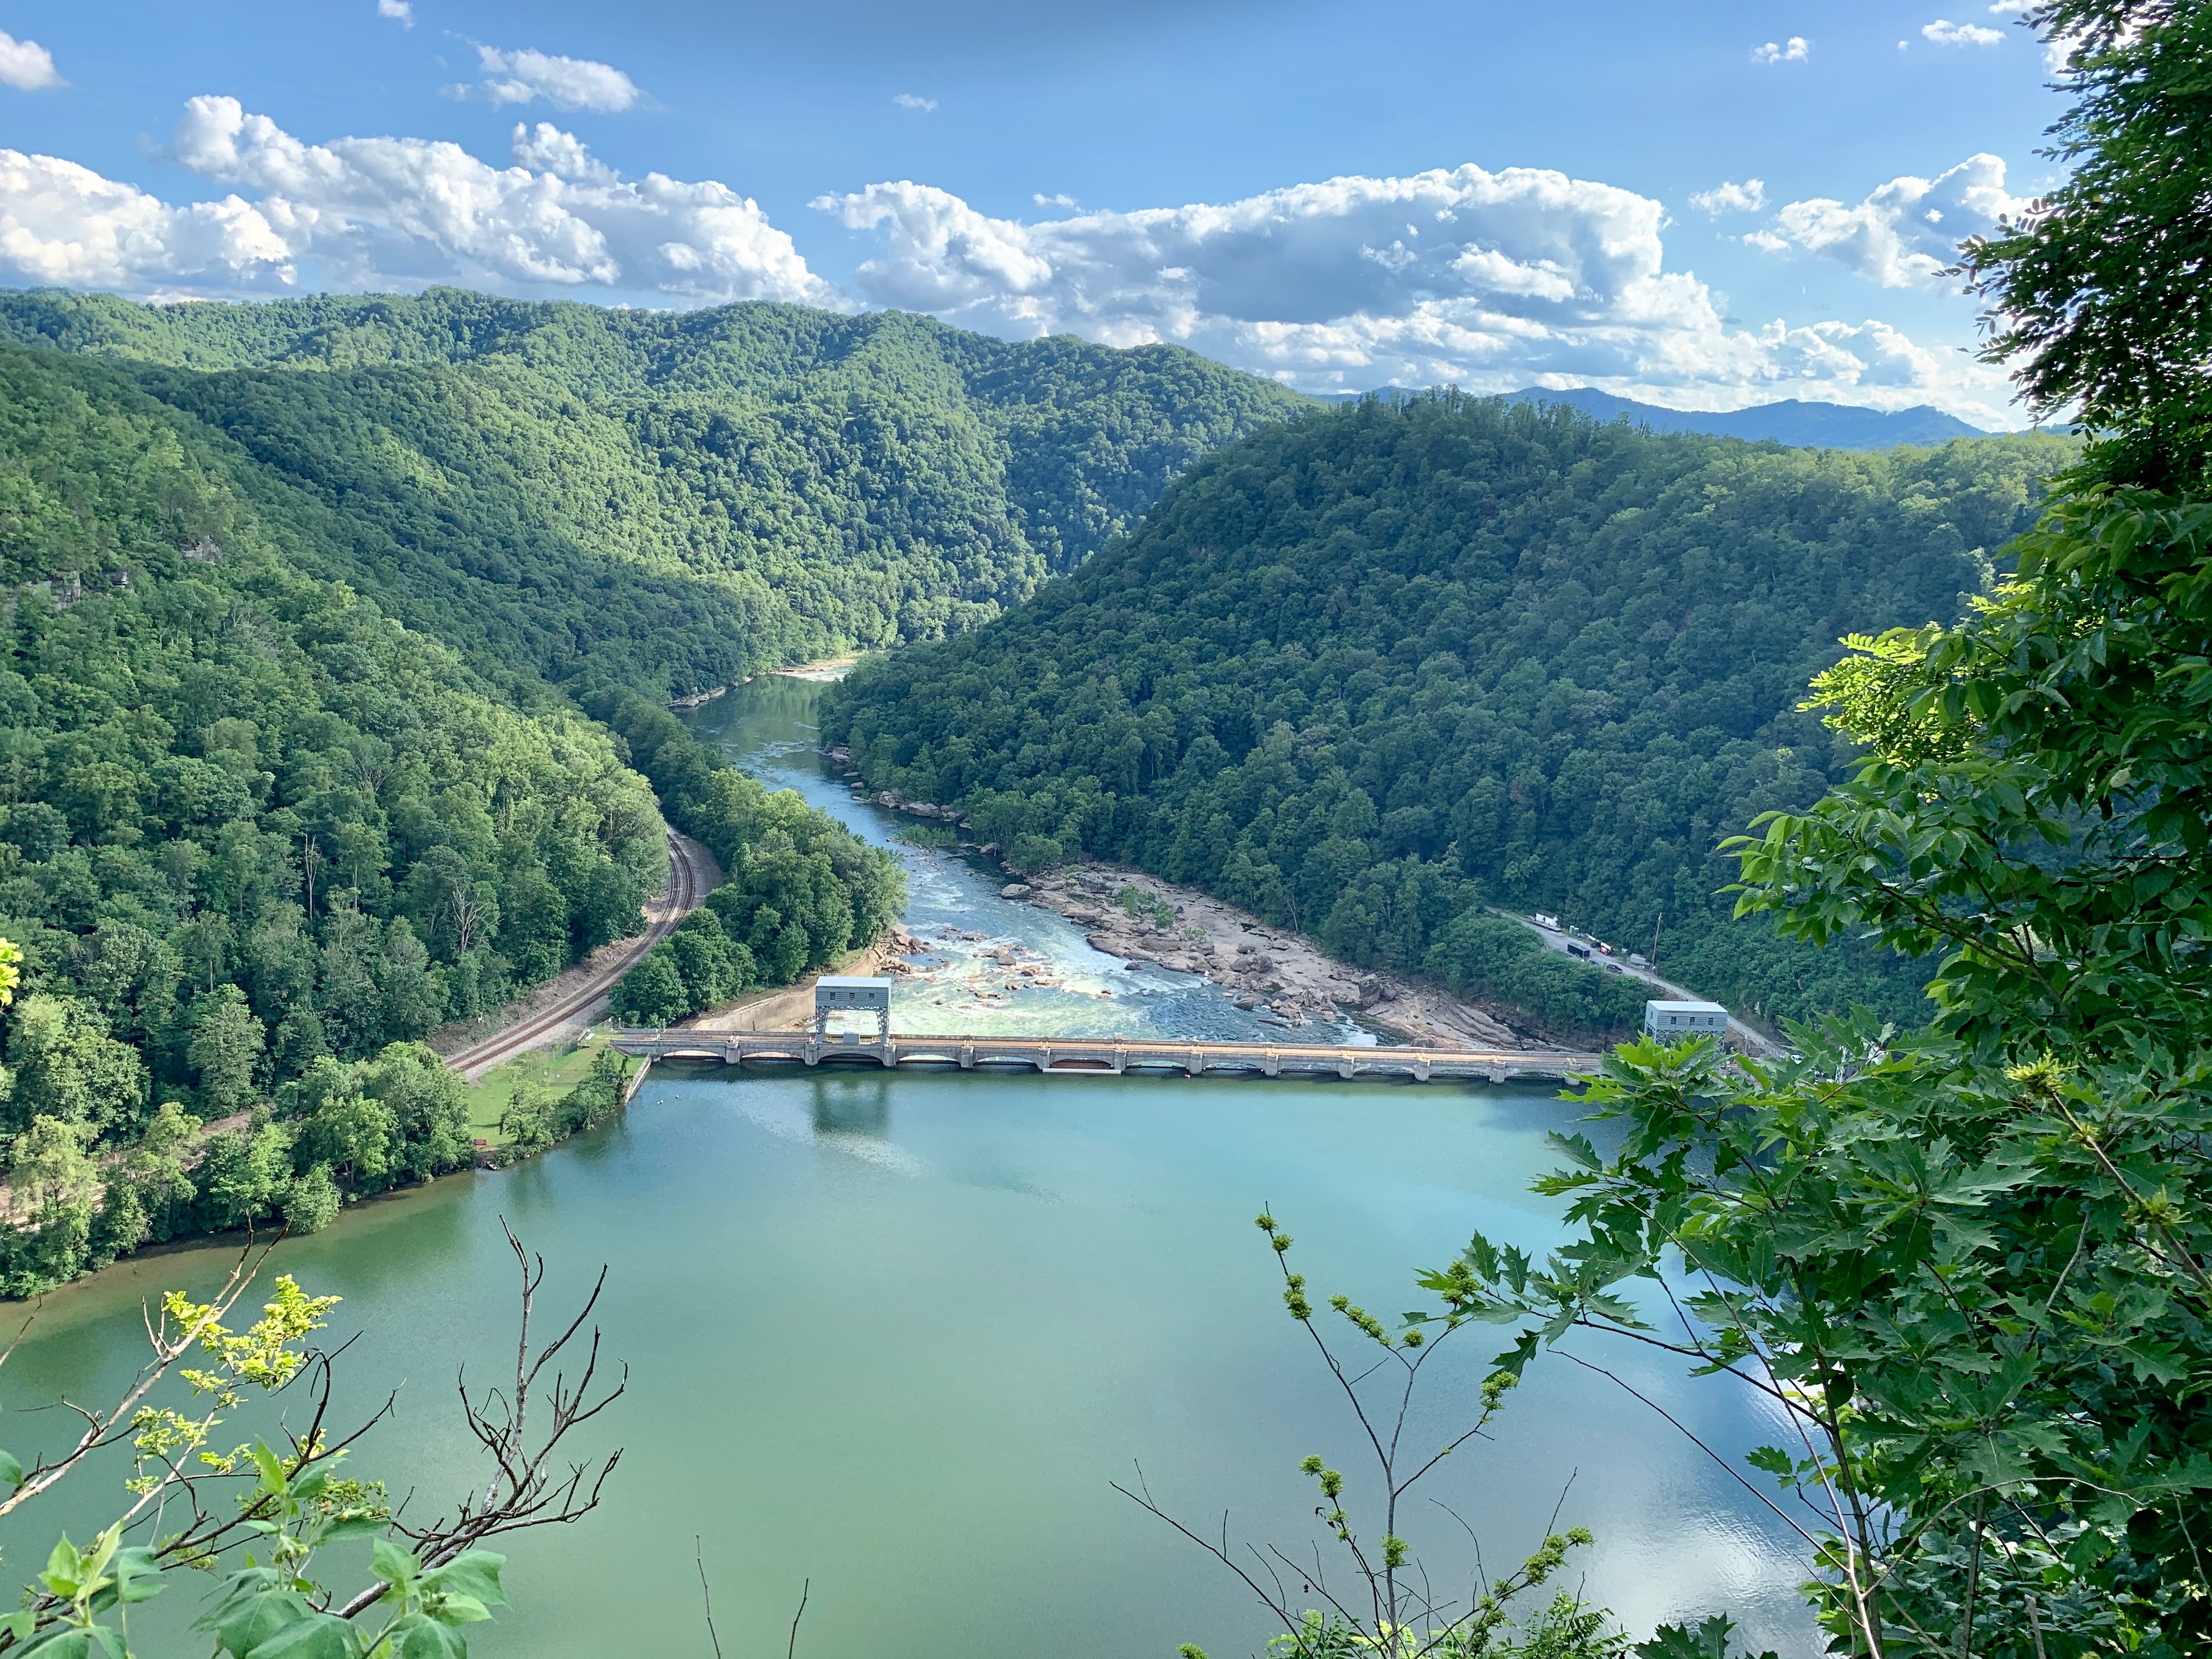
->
[1555,1351,1824,1552]
[696,1537,723,1659]
[786,1577,810,1659]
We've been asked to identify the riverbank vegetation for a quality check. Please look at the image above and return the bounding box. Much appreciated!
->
[586,689,904,1027]
[822,398,2068,1031]
[1421,5,2212,1653]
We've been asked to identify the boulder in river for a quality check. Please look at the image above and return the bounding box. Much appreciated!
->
[1001,883,1034,899]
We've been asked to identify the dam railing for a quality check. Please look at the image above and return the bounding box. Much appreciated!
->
[608,1029,1600,1084]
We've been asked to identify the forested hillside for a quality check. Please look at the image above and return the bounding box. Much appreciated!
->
[0,288,1307,696]
[0,345,682,1289]
[0,284,1297,1294]
[822,394,2074,1027]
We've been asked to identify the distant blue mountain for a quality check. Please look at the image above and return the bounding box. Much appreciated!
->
[1319,386,1995,449]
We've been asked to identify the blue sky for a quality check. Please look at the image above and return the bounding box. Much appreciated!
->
[0,1,2068,423]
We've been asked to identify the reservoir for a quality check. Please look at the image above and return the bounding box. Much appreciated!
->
[0,677,1815,1657]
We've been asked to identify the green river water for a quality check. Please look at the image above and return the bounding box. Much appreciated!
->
[0,678,1815,1657]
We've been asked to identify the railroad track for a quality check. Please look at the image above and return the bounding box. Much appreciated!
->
[445,829,709,1080]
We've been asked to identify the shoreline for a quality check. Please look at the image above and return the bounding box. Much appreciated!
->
[1000,864,1543,1049]
[816,752,1595,1051]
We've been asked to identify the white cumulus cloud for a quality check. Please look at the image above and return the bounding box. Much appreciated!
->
[892,93,938,111]
[1749,153,2023,286]
[1689,179,1766,216]
[815,166,2015,424]
[0,150,291,287]
[0,29,61,91]
[1751,37,1809,64]
[0,105,2021,425]
[0,99,834,306]
[460,45,639,111]
[375,0,414,26]
[1922,18,2005,45]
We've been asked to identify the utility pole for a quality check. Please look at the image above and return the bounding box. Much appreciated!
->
[1651,911,1662,969]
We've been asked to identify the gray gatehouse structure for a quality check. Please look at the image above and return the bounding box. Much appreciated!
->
[815,975,893,1042]
[1645,998,1729,1041]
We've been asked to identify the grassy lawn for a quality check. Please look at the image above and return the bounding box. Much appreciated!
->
[461,1027,636,1148]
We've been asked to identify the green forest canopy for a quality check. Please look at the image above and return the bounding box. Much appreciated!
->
[0,287,1310,699]
[0,344,672,1290]
[0,283,1305,1294]
[822,393,2075,1030]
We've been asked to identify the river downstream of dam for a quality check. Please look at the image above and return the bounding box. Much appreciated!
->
[0,676,1815,1658]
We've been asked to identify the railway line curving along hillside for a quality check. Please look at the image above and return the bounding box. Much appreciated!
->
[444,829,714,1080]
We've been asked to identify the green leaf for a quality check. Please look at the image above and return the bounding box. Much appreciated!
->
[0,1612,33,1640]
[426,1594,492,1627]
[1744,1446,1796,1482]
[250,1442,288,1495]
[96,1547,165,1610]
[1546,1131,1603,1171]
[38,1534,84,1600]
[0,1448,24,1488]
[371,1538,421,1593]
[19,1630,129,1659]
[420,1551,505,1610]
[387,1615,470,1659]
[18,1630,97,1659]
[215,1589,315,1657]
[242,1611,360,1659]
[1633,1615,1735,1659]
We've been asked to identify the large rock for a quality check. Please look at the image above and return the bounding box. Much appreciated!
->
[1001,883,1034,899]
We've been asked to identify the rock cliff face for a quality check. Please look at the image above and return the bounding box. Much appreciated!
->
[1014,867,1527,1048]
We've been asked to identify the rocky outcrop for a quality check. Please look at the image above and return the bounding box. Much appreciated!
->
[1014,866,1527,1046]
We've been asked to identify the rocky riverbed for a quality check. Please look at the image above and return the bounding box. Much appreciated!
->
[817,753,1541,1048]
[991,866,1532,1049]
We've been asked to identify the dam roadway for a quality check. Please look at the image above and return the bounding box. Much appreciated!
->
[610,1029,1602,1084]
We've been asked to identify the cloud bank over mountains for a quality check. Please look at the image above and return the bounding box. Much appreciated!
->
[1,99,831,307]
[0,98,2018,424]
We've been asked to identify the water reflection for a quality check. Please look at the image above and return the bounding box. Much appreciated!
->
[810,1074,893,1138]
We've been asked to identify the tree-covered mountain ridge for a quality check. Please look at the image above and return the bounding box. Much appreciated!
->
[0,326,910,1296]
[822,392,2076,1029]
[0,286,1309,698]
[1325,386,1991,448]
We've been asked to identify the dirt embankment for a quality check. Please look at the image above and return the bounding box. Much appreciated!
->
[679,940,895,1033]
[1005,866,1539,1049]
